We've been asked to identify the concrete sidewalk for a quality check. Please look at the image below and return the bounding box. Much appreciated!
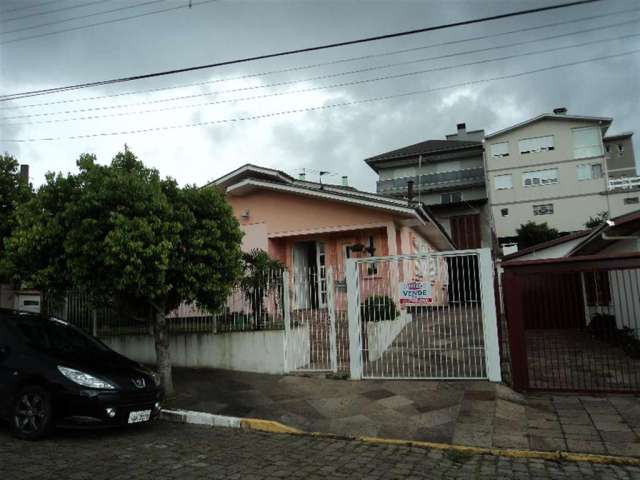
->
[167,368,640,457]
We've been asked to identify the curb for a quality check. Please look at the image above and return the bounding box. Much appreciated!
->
[161,409,640,467]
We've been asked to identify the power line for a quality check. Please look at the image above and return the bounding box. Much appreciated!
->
[0,0,60,16]
[1,0,111,25]
[4,5,636,111]
[2,48,637,143]
[0,0,217,47]
[6,25,637,123]
[0,0,601,101]
[1,0,166,36]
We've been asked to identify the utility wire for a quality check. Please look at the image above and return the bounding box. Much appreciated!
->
[0,0,217,47]
[6,24,638,123]
[2,48,637,143]
[1,0,111,25]
[4,5,636,111]
[0,0,165,35]
[0,0,600,101]
[0,0,60,16]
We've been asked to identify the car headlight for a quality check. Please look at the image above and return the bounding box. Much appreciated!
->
[58,366,116,390]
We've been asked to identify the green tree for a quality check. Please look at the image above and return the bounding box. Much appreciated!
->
[5,148,243,395]
[585,211,609,229]
[515,221,560,250]
[240,249,284,329]
[0,154,33,280]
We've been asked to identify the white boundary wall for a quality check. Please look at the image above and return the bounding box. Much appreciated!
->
[103,330,287,374]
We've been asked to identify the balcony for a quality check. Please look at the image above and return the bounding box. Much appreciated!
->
[608,176,640,191]
[377,167,485,195]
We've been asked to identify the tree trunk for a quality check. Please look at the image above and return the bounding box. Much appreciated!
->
[152,307,174,396]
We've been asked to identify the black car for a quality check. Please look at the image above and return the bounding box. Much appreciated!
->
[0,309,163,440]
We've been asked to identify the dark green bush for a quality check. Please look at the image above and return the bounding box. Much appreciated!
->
[360,295,399,322]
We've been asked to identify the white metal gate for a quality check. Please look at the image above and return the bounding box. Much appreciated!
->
[345,248,501,381]
[284,267,338,372]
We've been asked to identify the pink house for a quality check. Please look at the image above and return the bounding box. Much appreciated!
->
[212,164,455,310]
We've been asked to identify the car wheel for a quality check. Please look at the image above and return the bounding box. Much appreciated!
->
[10,386,54,440]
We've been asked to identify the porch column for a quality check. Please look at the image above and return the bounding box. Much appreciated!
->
[386,223,400,303]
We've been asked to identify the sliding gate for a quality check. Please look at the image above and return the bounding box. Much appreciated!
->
[345,249,501,381]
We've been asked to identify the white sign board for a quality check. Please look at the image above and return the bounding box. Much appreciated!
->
[399,281,433,306]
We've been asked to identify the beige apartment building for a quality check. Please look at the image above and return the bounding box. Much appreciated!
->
[484,109,639,242]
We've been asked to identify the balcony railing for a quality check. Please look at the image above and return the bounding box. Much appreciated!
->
[608,176,640,191]
[377,167,485,194]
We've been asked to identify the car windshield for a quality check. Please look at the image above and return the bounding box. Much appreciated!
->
[14,318,110,354]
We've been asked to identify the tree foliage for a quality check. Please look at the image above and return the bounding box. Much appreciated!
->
[515,221,561,250]
[5,148,244,394]
[240,249,284,329]
[0,154,32,280]
[585,211,609,229]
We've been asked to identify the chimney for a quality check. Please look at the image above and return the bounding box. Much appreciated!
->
[19,164,29,181]
[298,169,306,181]
[341,175,348,187]
[407,180,414,205]
[553,107,567,115]
[456,122,467,135]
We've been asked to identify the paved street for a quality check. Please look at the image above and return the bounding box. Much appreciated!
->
[1,421,639,480]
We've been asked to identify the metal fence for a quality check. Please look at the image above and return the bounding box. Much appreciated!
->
[53,269,286,337]
[503,253,640,392]
[345,249,501,381]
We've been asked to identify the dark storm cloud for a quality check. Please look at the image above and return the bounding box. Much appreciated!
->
[1,0,638,190]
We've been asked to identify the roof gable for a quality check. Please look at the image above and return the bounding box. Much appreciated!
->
[485,113,612,140]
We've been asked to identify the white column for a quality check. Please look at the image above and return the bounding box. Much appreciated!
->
[327,267,338,372]
[478,248,502,382]
[346,258,362,380]
[282,270,291,373]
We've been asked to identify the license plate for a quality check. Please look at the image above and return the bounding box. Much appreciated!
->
[128,410,151,424]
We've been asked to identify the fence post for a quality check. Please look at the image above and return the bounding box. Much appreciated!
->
[502,268,529,391]
[478,248,502,382]
[327,267,338,373]
[282,270,291,374]
[345,259,362,380]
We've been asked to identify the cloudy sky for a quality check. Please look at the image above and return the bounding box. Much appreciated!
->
[1,0,639,191]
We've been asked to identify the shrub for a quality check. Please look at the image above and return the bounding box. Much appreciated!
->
[361,295,399,322]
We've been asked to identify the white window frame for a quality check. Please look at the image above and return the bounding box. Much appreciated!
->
[522,168,559,187]
[533,203,554,216]
[573,126,603,159]
[518,135,554,155]
[440,191,462,204]
[494,174,513,190]
[577,163,603,181]
[490,142,509,158]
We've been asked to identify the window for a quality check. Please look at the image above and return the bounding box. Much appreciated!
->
[533,203,554,215]
[573,126,603,158]
[606,144,611,153]
[490,142,509,158]
[624,197,639,205]
[494,174,513,190]
[523,168,559,187]
[518,135,554,154]
[441,191,462,204]
[618,144,624,156]
[577,163,603,181]
[501,208,509,217]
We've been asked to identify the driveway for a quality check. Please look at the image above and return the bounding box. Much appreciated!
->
[1,422,638,479]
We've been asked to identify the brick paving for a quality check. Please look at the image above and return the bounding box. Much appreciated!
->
[168,368,640,457]
[1,422,639,479]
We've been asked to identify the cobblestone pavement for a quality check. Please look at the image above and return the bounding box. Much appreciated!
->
[1,422,640,480]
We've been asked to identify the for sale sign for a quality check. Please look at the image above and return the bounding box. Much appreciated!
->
[399,281,433,305]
